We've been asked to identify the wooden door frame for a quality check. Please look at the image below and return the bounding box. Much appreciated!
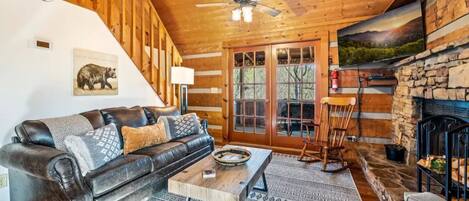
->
[222,31,330,148]
[227,45,272,145]
[270,40,321,149]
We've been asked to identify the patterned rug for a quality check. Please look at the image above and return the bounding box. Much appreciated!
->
[151,153,362,201]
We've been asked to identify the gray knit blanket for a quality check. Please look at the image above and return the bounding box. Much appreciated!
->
[41,114,93,151]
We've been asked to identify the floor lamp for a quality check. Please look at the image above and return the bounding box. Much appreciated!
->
[171,67,194,114]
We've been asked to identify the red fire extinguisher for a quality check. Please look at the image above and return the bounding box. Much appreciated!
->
[331,70,339,91]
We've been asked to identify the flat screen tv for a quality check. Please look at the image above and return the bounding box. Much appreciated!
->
[338,1,425,68]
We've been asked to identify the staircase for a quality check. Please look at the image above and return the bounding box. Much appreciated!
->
[67,0,181,106]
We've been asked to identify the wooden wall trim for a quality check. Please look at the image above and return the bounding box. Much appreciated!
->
[357,137,392,144]
[329,64,395,71]
[194,70,223,76]
[188,106,222,112]
[208,125,223,130]
[188,88,223,94]
[329,87,394,94]
[332,112,392,120]
[427,13,469,43]
[352,112,392,120]
[182,52,222,59]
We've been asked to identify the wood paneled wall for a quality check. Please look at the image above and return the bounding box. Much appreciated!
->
[329,32,394,142]
[152,0,394,143]
[154,0,468,144]
[425,0,469,48]
[182,55,225,144]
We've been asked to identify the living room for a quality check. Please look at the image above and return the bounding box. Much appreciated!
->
[0,0,468,201]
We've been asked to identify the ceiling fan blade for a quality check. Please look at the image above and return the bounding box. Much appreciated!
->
[256,3,281,17]
[195,2,231,8]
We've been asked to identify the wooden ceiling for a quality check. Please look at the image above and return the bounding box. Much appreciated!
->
[152,0,395,54]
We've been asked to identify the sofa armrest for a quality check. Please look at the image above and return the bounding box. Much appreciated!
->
[0,143,92,200]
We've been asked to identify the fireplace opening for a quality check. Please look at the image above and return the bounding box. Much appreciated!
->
[416,99,469,158]
[421,99,469,120]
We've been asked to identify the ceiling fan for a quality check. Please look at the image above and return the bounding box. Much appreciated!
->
[195,0,281,23]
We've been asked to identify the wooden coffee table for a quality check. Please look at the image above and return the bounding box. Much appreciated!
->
[168,145,272,201]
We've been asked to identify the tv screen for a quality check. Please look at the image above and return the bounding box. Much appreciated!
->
[338,1,425,68]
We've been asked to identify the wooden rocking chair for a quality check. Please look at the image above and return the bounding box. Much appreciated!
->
[298,97,356,172]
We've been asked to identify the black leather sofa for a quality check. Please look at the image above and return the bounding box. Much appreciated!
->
[0,106,214,201]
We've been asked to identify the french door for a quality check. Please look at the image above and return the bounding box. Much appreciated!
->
[229,46,271,144]
[271,41,318,148]
[229,41,319,148]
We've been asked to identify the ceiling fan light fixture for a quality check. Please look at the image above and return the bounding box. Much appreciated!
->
[232,8,242,21]
[242,6,253,23]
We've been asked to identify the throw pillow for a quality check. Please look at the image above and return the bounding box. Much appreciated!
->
[64,123,122,176]
[100,106,148,148]
[121,121,169,155]
[158,113,201,140]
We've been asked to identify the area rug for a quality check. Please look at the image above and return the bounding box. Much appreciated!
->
[151,153,362,201]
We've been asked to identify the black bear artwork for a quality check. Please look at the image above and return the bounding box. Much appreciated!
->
[76,64,117,90]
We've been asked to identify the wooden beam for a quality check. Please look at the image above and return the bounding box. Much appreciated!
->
[106,0,111,27]
[141,0,146,74]
[131,0,135,58]
[120,0,125,44]
[150,5,155,87]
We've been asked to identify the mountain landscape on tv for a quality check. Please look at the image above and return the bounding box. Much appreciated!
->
[338,2,425,67]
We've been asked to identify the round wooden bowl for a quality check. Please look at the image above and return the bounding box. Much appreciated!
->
[211,147,251,166]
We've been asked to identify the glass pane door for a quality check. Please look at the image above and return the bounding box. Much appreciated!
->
[229,42,319,147]
[272,42,318,148]
[233,51,266,134]
[230,46,270,144]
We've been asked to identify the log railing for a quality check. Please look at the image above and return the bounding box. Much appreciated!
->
[67,0,181,106]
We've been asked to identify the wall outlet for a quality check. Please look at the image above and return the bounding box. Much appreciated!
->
[0,174,8,188]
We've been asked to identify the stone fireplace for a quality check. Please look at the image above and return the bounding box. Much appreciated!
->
[392,37,469,164]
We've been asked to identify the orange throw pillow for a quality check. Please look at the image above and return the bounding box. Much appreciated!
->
[121,122,169,155]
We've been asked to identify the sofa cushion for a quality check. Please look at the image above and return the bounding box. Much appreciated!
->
[133,142,188,170]
[101,107,148,147]
[158,113,201,140]
[121,121,169,155]
[143,106,180,125]
[65,124,122,176]
[173,134,212,153]
[84,154,153,197]
[101,107,148,130]
[80,110,106,129]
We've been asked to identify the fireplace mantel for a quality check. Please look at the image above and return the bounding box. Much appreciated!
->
[392,36,469,164]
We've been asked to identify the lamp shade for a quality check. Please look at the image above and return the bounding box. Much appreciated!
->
[171,66,194,85]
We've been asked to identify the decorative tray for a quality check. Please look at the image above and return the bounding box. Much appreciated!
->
[212,147,251,166]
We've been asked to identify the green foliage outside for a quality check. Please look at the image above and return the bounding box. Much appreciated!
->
[339,38,425,66]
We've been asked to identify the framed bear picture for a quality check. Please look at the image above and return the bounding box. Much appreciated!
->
[73,49,118,96]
